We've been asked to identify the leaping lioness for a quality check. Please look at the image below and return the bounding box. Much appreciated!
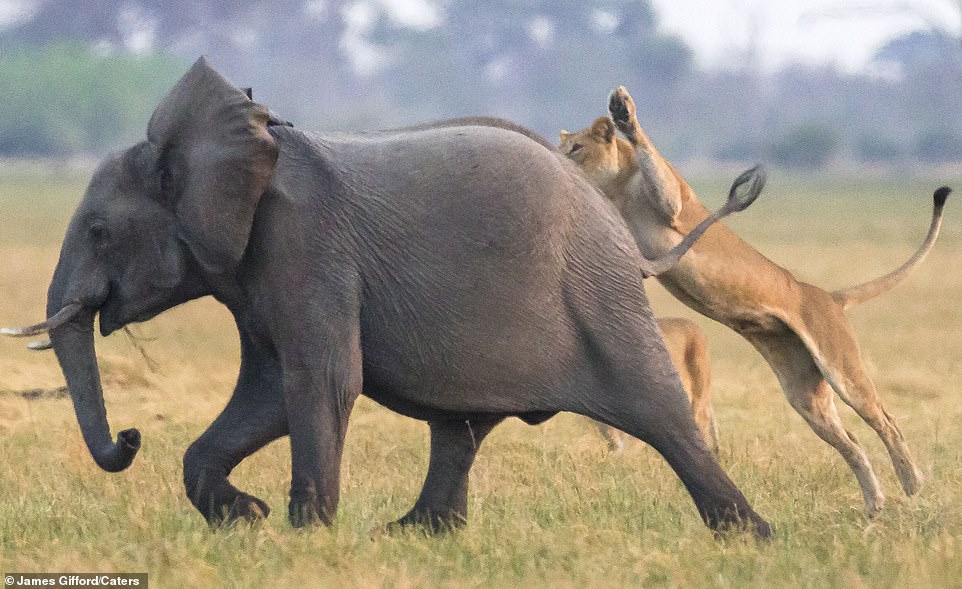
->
[559,86,950,516]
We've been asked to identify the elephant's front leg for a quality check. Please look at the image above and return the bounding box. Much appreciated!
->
[283,326,363,528]
[389,418,502,532]
[183,330,287,525]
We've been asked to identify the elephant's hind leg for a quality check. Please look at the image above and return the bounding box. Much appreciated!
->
[183,330,288,525]
[568,309,769,535]
[389,418,502,533]
[588,376,770,537]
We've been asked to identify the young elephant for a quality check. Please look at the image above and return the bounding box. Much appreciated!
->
[559,86,950,516]
[596,317,716,453]
[1,59,772,537]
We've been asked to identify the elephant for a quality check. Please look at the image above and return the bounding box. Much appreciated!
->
[1,58,770,537]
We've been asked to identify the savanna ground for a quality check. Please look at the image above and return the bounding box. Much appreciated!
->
[1,164,961,588]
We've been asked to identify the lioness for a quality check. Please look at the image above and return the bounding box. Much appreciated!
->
[599,317,716,454]
[559,86,950,516]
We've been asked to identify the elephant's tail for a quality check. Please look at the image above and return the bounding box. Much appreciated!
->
[640,165,766,278]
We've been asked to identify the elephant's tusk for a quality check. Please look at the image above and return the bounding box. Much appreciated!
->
[0,303,84,337]
[27,339,53,351]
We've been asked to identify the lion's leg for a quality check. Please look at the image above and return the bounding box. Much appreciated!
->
[660,318,718,453]
[750,332,886,515]
[594,420,627,452]
[685,338,718,454]
[818,355,923,497]
[608,86,644,147]
[791,295,924,497]
[792,379,886,515]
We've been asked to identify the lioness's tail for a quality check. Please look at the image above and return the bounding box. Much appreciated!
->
[832,186,951,309]
[641,166,766,277]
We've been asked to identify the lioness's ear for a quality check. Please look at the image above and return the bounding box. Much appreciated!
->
[147,57,278,275]
[559,130,571,141]
[590,117,616,143]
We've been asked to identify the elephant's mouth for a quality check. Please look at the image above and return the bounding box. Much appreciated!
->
[98,308,121,337]
[98,291,167,337]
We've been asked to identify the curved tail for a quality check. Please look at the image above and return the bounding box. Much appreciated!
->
[641,166,766,277]
[832,186,951,309]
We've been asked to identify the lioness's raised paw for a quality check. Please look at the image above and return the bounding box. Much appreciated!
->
[608,85,637,129]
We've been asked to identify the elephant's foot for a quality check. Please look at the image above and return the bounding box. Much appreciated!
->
[185,468,270,526]
[702,503,772,540]
[288,487,334,528]
[384,508,467,534]
[199,491,270,527]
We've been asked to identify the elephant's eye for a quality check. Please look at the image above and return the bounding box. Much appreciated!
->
[89,221,110,245]
[159,166,173,195]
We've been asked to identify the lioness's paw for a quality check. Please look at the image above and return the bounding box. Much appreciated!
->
[608,86,636,125]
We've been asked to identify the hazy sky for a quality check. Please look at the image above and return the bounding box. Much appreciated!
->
[1,0,959,74]
[649,0,961,72]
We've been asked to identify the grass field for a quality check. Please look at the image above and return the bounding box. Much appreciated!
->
[1,165,961,588]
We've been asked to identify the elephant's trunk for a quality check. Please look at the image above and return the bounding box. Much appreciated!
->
[47,281,140,472]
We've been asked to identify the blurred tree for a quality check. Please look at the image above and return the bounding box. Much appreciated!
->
[0,44,186,155]
[914,129,962,164]
[873,29,962,75]
[0,0,960,164]
[855,134,903,163]
[769,124,839,169]
[368,0,694,137]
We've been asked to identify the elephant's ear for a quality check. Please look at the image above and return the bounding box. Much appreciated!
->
[147,57,278,275]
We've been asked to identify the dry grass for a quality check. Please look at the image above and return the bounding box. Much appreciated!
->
[1,167,961,587]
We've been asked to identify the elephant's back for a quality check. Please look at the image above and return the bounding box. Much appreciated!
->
[265,124,652,413]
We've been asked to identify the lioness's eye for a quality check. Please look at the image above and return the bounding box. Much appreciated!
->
[570,143,583,154]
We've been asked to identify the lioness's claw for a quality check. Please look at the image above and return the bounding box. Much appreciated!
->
[608,86,635,123]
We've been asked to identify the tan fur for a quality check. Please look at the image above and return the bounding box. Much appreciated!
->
[559,87,949,516]
[597,317,717,454]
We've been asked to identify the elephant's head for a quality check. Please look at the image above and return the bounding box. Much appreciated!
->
[2,58,278,472]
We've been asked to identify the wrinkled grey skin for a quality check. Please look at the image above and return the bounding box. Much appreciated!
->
[36,58,769,537]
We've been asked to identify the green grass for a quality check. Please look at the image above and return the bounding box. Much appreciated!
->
[1,167,961,587]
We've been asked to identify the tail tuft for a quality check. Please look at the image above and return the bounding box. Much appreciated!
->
[934,186,952,209]
[726,164,766,213]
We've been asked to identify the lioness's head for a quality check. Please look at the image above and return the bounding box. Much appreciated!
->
[559,116,630,187]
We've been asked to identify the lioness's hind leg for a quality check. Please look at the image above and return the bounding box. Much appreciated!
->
[751,333,886,516]
[820,361,923,497]
[794,305,924,497]
[790,379,886,515]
